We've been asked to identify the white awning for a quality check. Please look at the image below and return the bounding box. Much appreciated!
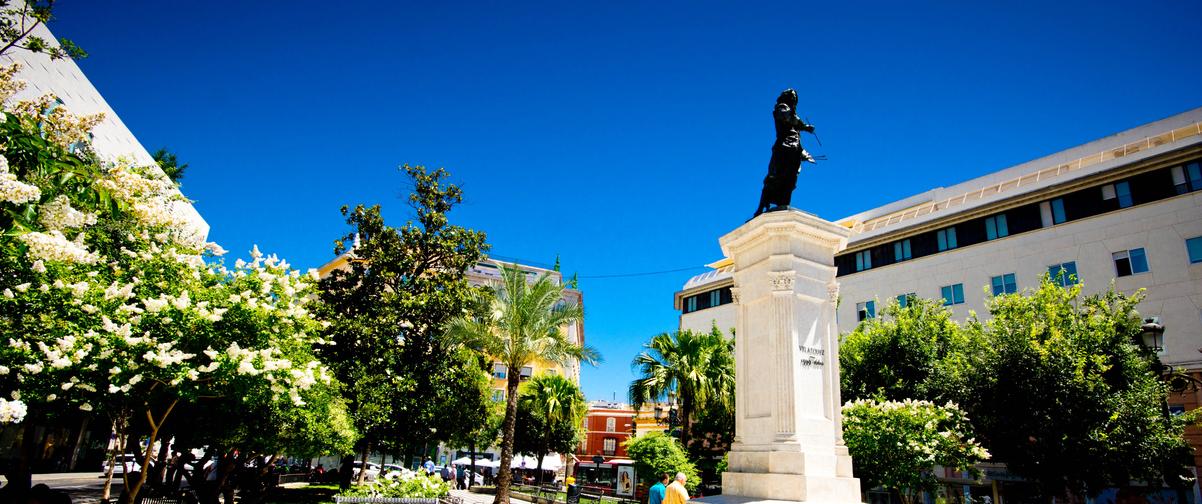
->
[607,459,635,465]
[511,454,563,471]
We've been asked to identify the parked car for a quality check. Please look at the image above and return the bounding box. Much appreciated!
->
[101,454,144,475]
[381,464,414,479]
[353,461,381,481]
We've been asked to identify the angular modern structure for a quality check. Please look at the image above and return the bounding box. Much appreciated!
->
[1,23,208,238]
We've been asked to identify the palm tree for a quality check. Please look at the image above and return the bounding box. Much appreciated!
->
[448,264,600,504]
[629,325,734,451]
[518,373,588,485]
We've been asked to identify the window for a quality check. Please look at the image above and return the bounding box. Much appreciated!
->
[937,227,958,251]
[1171,162,1202,194]
[856,301,875,321]
[602,438,617,455]
[940,284,965,306]
[492,363,507,379]
[893,240,912,261]
[1048,261,1079,286]
[990,273,1017,295]
[1102,181,1133,208]
[709,290,720,307]
[1112,248,1149,277]
[520,366,534,379]
[855,250,872,271]
[1188,236,1202,264]
[605,417,616,432]
[685,296,697,313]
[491,389,505,402]
[1042,198,1067,225]
[985,214,1009,240]
[897,293,916,308]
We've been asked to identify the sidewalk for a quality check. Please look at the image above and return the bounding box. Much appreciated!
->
[452,488,533,504]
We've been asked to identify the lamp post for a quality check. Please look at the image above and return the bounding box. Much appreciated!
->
[1133,319,1197,504]
[1139,317,1165,353]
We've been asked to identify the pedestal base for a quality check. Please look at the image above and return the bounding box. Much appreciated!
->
[717,471,861,503]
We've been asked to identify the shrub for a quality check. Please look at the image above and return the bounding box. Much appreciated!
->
[624,432,699,494]
[339,472,451,499]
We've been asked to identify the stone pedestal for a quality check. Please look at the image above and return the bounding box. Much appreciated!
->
[702,210,860,504]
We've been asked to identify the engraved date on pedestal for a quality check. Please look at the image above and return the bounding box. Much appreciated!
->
[799,345,825,368]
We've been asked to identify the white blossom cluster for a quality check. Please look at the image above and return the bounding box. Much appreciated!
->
[39,195,97,230]
[0,154,42,204]
[8,93,105,151]
[17,230,100,264]
[96,161,188,231]
[0,398,27,424]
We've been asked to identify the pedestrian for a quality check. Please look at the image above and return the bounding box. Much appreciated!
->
[457,465,467,490]
[423,457,435,476]
[648,472,671,504]
[663,472,689,504]
[441,463,453,483]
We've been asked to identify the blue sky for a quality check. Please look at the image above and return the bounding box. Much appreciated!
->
[51,1,1201,401]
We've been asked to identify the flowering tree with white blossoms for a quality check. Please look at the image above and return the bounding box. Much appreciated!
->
[842,398,990,504]
[0,64,353,504]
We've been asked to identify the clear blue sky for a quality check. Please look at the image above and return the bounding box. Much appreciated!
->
[50,1,1201,401]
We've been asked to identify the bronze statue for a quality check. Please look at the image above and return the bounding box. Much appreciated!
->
[754,89,816,217]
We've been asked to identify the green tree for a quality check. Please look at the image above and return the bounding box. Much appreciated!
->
[838,278,1200,500]
[0,0,87,59]
[840,297,978,403]
[842,398,990,504]
[447,264,600,504]
[628,325,734,452]
[624,432,699,494]
[514,373,587,485]
[151,148,187,185]
[448,399,503,489]
[964,278,1198,498]
[317,164,490,487]
[0,92,339,503]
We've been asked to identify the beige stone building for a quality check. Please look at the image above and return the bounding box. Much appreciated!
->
[676,107,1202,497]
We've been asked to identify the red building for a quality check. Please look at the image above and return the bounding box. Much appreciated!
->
[574,402,636,487]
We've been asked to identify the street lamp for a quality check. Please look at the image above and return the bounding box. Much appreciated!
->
[1139,317,1165,352]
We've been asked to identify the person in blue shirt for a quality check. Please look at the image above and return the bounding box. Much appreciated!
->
[423,457,435,475]
[648,472,671,504]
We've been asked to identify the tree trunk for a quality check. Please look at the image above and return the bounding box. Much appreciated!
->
[68,416,90,471]
[680,393,693,453]
[356,440,372,485]
[469,440,477,490]
[102,416,127,502]
[4,420,38,500]
[494,372,521,504]
[152,429,171,488]
[121,400,178,504]
[535,450,546,486]
[338,454,355,489]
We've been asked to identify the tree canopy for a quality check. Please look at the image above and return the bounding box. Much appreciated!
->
[840,278,1199,499]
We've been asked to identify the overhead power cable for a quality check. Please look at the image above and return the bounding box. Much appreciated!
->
[578,266,707,280]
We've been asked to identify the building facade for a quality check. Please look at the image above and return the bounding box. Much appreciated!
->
[676,107,1202,498]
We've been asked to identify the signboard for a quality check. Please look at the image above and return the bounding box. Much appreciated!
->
[616,466,635,497]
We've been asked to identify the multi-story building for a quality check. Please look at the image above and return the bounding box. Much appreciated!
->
[466,260,586,402]
[575,401,636,487]
[676,107,1202,498]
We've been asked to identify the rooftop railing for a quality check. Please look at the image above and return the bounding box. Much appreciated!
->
[848,121,1202,235]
